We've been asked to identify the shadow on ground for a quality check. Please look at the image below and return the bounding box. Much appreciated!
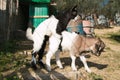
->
[51,56,108,71]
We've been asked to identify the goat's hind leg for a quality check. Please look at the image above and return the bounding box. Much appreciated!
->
[46,35,61,71]
[38,36,49,68]
[31,51,37,69]
[55,50,63,69]
[31,36,45,69]
[37,50,45,68]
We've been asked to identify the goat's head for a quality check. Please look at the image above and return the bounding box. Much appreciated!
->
[69,5,78,19]
[90,38,105,56]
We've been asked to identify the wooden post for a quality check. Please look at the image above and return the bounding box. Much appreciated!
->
[6,0,11,41]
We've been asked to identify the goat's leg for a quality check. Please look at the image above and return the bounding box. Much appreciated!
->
[31,35,45,69]
[38,36,49,68]
[80,56,91,73]
[70,54,77,71]
[31,51,37,69]
[46,35,61,71]
[38,50,45,68]
[55,50,63,69]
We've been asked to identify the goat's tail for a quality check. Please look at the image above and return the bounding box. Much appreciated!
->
[26,27,33,41]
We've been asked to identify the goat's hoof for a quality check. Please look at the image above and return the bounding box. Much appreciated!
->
[59,66,63,69]
[46,66,51,72]
[59,67,63,69]
[72,68,77,71]
[86,69,92,73]
[47,68,51,72]
[31,61,37,70]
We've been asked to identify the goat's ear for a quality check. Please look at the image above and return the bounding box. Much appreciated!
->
[97,37,102,41]
[71,5,77,15]
[72,5,77,11]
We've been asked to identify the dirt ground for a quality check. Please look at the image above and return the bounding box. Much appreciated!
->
[89,26,120,80]
[1,26,120,80]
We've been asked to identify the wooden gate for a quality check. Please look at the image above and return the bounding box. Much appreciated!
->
[0,0,19,43]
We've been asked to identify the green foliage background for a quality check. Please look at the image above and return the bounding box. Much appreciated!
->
[52,0,120,19]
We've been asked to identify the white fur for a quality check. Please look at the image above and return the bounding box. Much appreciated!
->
[26,15,61,52]
[26,27,33,40]
[61,31,77,51]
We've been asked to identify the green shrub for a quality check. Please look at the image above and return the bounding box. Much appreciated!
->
[89,73,103,80]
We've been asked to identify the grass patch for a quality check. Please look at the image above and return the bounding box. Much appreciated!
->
[89,73,103,80]
[0,52,28,72]
[3,75,20,80]
[0,52,29,80]
[0,52,29,75]
[0,52,26,72]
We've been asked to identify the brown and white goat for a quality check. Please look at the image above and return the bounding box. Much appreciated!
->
[55,31,105,73]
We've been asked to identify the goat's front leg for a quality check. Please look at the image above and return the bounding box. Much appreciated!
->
[70,54,77,71]
[80,56,91,73]
[46,35,61,71]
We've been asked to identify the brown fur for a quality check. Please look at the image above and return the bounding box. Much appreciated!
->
[71,34,105,56]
